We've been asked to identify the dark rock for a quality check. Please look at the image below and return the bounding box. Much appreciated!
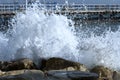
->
[47,70,98,80]
[113,71,120,80]
[0,70,98,80]
[0,61,9,70]
[91,66,113,80]
[0,70,45,80]
[39,58,47,70]
[43,57,88,72]
[0,78,27,80]
[0,58,37,71]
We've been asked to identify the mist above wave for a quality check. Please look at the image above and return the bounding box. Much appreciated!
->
[0,4,78,61]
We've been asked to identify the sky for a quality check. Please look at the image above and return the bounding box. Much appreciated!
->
[0,0,120,4]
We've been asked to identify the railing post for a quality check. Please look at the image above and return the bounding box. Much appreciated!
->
[26,0,28,10]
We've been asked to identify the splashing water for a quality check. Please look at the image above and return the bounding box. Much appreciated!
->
[77,28,120,70]
[0,4,78,61]
[0,3,120,70]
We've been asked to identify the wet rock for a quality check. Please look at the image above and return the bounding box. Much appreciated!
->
[47,70,98,80]
[113,71,120,80]
[0,70,81,80]
[0,70,98,80]
[39,58,47,70]
[43,57,88,72]
[0,58,37,71]
[0,61,9,70]
[0,70,45,80]
[0,70,5,76]
[91,66,113,80]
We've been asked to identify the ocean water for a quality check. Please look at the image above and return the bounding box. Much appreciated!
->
[0,4,120,71]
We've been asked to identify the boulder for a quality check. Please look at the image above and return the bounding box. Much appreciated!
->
[0,70,98,80]
[0,61,10,70]
[0,58,37,71]
[47,70,98,80]
[91,66,113,80]
[0,70,79,80]
[43,57,88,72]
[113,71,120,80]
[0,70,45,80]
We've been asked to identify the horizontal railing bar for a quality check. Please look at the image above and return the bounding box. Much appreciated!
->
[0,4,120,14]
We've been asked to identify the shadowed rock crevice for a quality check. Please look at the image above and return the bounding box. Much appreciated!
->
[0,58,37,71]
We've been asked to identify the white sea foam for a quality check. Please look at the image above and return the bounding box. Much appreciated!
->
[0,3,120,70]
[0,4,78,62]
[78,29,120,70]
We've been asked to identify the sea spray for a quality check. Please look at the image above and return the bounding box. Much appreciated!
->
[0,3,120,71]
[77,27,120,70]
[0,4,78,62]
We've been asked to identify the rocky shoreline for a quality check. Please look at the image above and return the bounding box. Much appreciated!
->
[0,57,119,80]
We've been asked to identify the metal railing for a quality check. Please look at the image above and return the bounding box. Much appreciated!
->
[0,4,26,13]
[0,4,120,14]
[46,4,120,11]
